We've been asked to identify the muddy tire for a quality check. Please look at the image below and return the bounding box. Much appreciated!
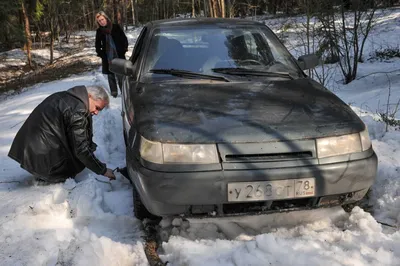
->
[133,186,158,220]
[342,189,373,213]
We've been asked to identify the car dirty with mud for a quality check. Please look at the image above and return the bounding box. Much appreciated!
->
[111,18,377,227]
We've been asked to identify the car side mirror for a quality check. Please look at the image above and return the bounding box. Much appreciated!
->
[110,58,135,76]
[297,54,320,70]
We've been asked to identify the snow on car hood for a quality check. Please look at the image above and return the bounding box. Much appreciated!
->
[134,78,364,143]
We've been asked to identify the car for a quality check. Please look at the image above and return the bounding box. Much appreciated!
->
[110,18,377,220]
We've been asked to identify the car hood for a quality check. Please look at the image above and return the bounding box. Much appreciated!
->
[134,79,364,143]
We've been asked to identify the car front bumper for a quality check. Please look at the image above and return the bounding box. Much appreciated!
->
[127,151,378,217]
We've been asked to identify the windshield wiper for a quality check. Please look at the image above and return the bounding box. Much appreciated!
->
[212,67,294,80]
[150,69,230,82]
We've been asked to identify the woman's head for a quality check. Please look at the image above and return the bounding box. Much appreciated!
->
[96,11,110,27]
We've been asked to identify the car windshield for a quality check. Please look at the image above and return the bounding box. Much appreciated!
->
[143,24,303,80]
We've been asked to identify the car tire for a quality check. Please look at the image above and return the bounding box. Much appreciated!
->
[133,185,158,220]
[342,189,372,213]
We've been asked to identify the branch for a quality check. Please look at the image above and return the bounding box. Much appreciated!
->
[10,121,24,129]
[385,73,392,132]
[356,69,400,80]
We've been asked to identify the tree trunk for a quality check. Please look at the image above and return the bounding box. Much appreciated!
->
[268,0,277,15]
[124,0,128,30]
[130,0,135,25]
[21,1,32,68]
[192,0,195,17]
[117,0,122,25]
[211,0,218,17]
[163,0,168,19]
[88,0,94,29]
[197,0,201,16]
[208,0,214,17]
[113,0,118,23]
[219,0,225,17]
[93,0,101,9]
[226,0,231,17]
[212,0,219,17]
[209,0,224,17]
[82,5,88,30]
[133,0,139,25]
[50,34,54,64]
[153,0,157,21]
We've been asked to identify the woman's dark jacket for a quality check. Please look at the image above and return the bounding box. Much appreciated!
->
[95,23,128,74]
[8,86,107,182]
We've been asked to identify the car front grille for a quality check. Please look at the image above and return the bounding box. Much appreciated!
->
[225,151,313,162]
[217,140,317,163]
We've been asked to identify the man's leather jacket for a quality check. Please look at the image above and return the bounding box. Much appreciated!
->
[8,86,107,182]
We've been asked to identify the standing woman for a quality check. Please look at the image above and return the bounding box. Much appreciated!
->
[95,11,128,98]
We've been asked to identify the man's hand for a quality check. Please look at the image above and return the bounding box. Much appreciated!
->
[104,168,116,180]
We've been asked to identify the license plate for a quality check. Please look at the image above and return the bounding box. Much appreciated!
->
[227,178,315,202]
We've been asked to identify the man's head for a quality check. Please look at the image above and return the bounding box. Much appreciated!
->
[86,86,110,116]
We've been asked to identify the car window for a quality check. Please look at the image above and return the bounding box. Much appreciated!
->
[130,27,147,65]
[142,24,303,80]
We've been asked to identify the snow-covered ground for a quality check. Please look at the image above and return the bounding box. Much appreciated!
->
[0,8,399,266]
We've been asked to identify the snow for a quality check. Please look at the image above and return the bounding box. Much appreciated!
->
[1,8,400,266]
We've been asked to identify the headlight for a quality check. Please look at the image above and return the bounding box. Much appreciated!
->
[140,136,163,164]
[360,127,372,151]
[317,133,361,158]
[163,144,219,164]
[316,128,371,158]
[140,136,219,164]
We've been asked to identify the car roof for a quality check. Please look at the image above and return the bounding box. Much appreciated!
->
[146,17,265,28]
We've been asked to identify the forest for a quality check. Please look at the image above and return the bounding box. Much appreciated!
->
[1,0,397,51]
[0,0,398,89]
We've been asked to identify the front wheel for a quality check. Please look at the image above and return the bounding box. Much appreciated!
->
[133,185,158,220]
[342,189,372,213]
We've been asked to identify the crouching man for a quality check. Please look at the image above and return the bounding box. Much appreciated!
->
[8,85,116,183]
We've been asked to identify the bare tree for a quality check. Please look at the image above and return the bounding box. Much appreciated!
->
[208,0,225,17]
[318,1,376,84]
[82,4,88,30]
[117,0,122,26]
[267,0,278,15]
[131,0,139,25]
[203,0,208,16]
[226,0,233,17]
[43,0,61,64]
[124,0,128,30]
[112,0,118,22]
[219,0,225,17]
[20,1,33,68]
[209,0,215,17]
